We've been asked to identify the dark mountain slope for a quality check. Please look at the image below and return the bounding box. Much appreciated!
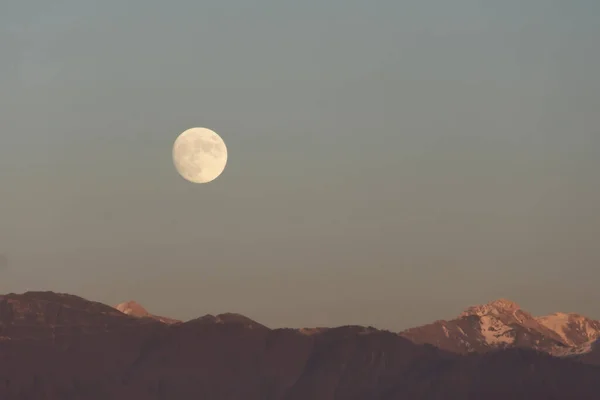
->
[0,291,599,399]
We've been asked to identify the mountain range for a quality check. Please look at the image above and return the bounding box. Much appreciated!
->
[1,291,600,399]
[117,296,600,359]
[400,298,600,357]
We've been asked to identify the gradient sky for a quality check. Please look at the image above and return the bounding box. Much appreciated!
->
[1,0,599,331]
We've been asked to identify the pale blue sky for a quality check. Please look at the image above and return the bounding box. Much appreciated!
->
[0,0,599,330]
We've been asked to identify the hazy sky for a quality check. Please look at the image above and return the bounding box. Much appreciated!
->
[1,0,599,330]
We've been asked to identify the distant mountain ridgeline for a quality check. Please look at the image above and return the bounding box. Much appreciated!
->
[0,291,599,399]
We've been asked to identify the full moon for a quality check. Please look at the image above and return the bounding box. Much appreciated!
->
[172,127,228,184]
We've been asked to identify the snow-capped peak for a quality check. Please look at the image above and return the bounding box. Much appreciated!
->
[114,301,180,324]
[402,298,600,358]
[115,301,150,318]
[536,312,600,347]
[460,298,521,318]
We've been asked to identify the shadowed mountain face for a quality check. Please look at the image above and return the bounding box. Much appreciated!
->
[577,340,600,365]
[1,292,600,399]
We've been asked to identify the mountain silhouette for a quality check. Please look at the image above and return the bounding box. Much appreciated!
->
[0,291,599,399]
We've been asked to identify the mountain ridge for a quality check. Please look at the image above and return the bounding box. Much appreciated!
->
[113,295,600,357]
[1,291,600,399]
[115,300,181,324]
[400,297,600,357]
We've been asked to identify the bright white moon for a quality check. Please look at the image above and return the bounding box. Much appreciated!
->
[172,127,228,184]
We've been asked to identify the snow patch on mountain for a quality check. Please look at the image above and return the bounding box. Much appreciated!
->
[115,301,149,317]
[114,301,180,324]
[552,338,599,357]
[536,312,600,347]
[536,312,572,344]
[442,325,450,338]
[479,315,513,345]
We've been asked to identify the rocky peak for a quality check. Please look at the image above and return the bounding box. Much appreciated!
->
[460,298,521,318]
[214,313,267,329]
[402,298,598,356]
[185,313,266,330]
[114,300,180,324]
[536,312,600,347]
[115,301,150,318]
